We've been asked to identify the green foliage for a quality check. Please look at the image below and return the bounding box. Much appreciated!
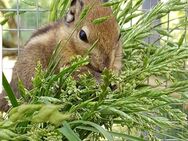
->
[1,0,188,140]
[49,0,70,21]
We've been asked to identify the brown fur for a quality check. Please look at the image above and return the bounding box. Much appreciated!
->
[0,0,122,112]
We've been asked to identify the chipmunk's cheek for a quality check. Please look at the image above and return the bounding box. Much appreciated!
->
[94,54,110,71]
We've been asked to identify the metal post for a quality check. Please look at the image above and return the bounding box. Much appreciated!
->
[142,0,160,44]
[0,25,2,93]
[16,0,20,55]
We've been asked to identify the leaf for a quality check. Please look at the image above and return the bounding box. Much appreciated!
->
[155,28,172,37]
[102,1,122,7]
[92,16,111,25]
[76,126,147,141]
[37,96,62,104]
[22,0,40,7]
[0,129,17,140]
[80,6,90,20]
[153,131,186,141]
[18,78,28,101]
[2,73,18,107]
[70,120,114,141]
[122,12,143,24]
[178,31,186,47]
[76,125,98,133]
[58,122,82,141]
[0,19,9,25]
[110,131,147,141]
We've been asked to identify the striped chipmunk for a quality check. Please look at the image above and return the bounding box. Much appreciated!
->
[0,0,122,111]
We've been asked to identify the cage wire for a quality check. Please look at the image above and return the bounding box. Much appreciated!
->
[0,0,188,140]
[1,0,51,81]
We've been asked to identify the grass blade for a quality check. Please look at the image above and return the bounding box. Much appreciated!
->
[70,120,114,141]
[58,122,82,141]
[2,73,18,107]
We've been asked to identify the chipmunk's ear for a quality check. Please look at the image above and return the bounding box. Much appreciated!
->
[65,0,84,24]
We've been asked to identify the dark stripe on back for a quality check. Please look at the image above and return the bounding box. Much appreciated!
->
[25,19,63,45]
[30,19,63,39]
[30,24,53,39]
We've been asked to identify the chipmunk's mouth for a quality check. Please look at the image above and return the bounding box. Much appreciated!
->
[87,63,102,74]
[86,63,117,90]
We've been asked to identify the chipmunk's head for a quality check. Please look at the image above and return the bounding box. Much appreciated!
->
[65,0,122,77]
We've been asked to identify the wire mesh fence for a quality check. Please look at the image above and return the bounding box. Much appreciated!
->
[1,0,52,81]
[1,0,51,54]
[0,0,188,140]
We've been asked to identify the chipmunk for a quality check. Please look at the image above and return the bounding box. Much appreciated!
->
[0,0,122,111]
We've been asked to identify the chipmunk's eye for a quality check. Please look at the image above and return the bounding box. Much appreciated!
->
[79,30,88,42]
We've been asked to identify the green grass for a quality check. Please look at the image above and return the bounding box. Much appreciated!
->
[1,0,188,140]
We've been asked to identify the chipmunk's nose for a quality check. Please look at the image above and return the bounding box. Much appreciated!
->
[100,55,110,70]
[104,56,110,68]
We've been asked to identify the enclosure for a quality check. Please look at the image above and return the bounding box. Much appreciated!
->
[0,0,188,140]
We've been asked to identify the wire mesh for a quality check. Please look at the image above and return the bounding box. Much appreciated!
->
[1,0,52,81]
